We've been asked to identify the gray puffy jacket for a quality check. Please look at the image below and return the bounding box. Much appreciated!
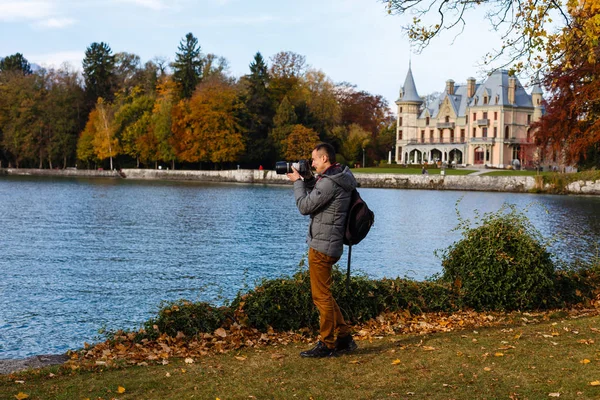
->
[293,164,357,258]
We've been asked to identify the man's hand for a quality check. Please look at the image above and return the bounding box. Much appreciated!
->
[286,167,302,182]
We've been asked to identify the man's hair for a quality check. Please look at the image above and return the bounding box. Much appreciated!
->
[314,142,336,163]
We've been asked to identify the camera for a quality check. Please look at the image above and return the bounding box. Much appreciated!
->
[275,159,311,177]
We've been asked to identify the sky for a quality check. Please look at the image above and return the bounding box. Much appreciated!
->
[0,0,520,112]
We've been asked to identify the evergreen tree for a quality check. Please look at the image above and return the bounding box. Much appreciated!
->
[82,42,116,107]
[242,52,275,166]
[269,96,297,160]
[172,32,203,99]
[0,53,32,75]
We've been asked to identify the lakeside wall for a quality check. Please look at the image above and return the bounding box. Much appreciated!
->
[2,168,600,195]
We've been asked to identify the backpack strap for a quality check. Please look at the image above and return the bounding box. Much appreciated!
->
[346,244,352,292]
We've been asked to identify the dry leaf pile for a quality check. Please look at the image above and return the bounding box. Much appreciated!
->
[63,307,599,371]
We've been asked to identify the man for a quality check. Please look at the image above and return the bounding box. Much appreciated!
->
[287,142,358,358]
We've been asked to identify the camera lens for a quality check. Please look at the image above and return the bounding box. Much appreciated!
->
[275,161,292,175]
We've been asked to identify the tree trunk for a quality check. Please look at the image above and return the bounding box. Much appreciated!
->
[171,159,175,170]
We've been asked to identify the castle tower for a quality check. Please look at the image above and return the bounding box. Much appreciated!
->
[395,63,423,163]
[531,80,544,122]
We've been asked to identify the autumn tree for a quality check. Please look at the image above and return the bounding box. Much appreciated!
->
[285,124,320,161]
[78,98,120,169]
[83,42,116,106]
[113,52,142,94]
[112,87,155,167]
[172,76,245,167]
[299,69,341,138]
[0,53,32,75]
[77,109,100,168]
[172,32,203,99]
[534,2,600,168]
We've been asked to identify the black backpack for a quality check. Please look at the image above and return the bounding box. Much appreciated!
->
[343,188,374,289]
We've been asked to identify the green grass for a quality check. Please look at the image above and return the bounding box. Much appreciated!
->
[481,170,548,176]
[3,313,600,399]
[353,167,476,175]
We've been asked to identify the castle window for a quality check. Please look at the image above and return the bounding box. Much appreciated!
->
[484,96,488,105]
[472,112,476,121]
[472,127,477,137]
[495,95,499,104]
[400,107,403,112]
[398,130,403,140]
[429,130,434,142]
[445,116,450,123]
[505,126,510,139]
[460,129,465,142]
[426,117,430,125]
[399,117,403,126]
[494,111,498,120]
[527,114,532,124]
[494,127,497,137]
[421,130,425,143]
[482,127,488,138]
[483,112,488,120]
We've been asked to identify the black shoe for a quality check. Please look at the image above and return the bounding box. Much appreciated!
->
[335,335,358,353]
[300,341,335,358]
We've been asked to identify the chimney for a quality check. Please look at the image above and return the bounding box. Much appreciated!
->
[446,79,455,95]
[508,77,516,104]
[467,77,476,98]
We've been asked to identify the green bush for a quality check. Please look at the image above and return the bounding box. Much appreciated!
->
[142,300,228,339]
[436,202,556,311]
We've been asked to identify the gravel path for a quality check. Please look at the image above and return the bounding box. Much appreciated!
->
[0,354,69,375]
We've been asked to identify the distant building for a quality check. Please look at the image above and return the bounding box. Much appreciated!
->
[395,64,544,168]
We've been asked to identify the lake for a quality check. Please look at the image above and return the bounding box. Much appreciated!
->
[1,175,599,358]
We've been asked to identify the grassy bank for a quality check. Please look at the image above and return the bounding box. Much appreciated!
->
[353,167,476,175]
[2,310,599,399]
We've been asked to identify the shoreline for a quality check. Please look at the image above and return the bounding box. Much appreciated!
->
[0,354,69,375]
[2,167,600,195]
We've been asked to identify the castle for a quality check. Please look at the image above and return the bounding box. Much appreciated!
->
[395,64,544,168]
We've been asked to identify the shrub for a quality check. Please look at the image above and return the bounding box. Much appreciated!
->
[142,300,228,339]
[436,202,556,311]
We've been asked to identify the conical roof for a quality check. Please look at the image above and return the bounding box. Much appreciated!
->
[398,63,422,104]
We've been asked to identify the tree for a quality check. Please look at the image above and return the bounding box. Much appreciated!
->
[340,124,371,167]
[240,52,275,166]
[172,32,203,99]
[269,96,297,160]
[0,53,32,75]
[202,54,230,80]
[113,52,142,94]
[335,84,390,137]
[171,76,245,166]
[80,98,120,170]
[383,0,575,74]
[112,87,155,167]
[533,3,600,169]
[82,42,116,106]
[285,124,320,160]
[300,69,341,137]
[269,51,307,106]
[150,77,178,169]
[77,109,99,168]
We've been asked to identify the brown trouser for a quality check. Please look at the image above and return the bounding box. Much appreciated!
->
[308,247,351,348]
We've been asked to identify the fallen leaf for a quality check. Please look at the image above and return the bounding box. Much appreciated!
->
[349,360,361,364]
[422,346,435,351]
[495,352,504,357]
[184,358,194,364]
[271,353,285,360]
[235,356,247,361]
[590,381,600,386]
[117,386,126,394]
[484,367,492,371]
[165,372,171,377]
[548,393,560,397]
[580,359,591,364]
[391,359,401,365]
[14,393,29,400]
[215,328,227,338]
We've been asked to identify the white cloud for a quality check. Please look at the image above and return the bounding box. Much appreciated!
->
[34,17,75,28]
[29,50,85,70]
[0,1,55,21]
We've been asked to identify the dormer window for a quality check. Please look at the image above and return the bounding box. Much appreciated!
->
[495,95,499,105]
[474,96,478,105]
[426,117,430,125]
[483,96,488,105]
[445,116,450,123]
